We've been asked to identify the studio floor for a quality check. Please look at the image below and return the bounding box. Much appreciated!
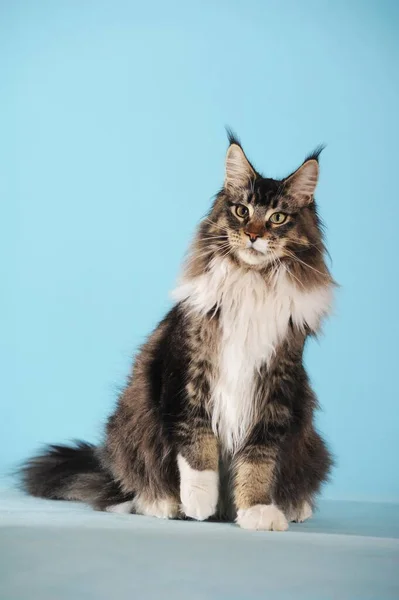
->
[0,488,398,600]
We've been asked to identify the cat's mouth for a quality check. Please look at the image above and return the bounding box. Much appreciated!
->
[236,246,269,266]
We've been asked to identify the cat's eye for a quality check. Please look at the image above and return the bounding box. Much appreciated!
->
[235,204,249,218]
[269,212,287,225]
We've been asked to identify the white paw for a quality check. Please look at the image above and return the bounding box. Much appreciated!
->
[133,495,179,519]
[181,485,218,521]
[288,501,313,523]
[177,454,218,521]
[237,504,289,531]
[106,500,134,514]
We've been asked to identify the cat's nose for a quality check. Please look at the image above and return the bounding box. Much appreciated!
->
[244,231,260,243]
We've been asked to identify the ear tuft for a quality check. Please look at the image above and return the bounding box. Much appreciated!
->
[284,159,319,205]
[225,144,255,190]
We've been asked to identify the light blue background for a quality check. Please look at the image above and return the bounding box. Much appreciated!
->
[2,0,398,502]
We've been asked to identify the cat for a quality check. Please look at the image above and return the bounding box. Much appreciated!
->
[21,132,334,531]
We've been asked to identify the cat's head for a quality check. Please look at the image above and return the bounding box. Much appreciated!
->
[198,133,326,275]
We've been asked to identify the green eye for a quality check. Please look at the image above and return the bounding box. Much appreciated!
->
[269,212,287,225]
[235,204,249,218]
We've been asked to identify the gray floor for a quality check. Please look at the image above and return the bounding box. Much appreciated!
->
[1,489,398,600]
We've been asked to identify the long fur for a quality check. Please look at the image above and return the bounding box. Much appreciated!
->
[20,134,335,529]
[174,257,332,452]
[20,442,132,510]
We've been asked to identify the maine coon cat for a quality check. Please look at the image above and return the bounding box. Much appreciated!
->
[21,133,334,531]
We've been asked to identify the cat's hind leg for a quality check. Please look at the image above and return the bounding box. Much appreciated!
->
[106,495,180,519]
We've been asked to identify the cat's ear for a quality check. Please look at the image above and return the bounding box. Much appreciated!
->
[225,143,255,190]
[284,159,319,206]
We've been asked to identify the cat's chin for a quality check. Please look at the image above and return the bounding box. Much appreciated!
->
[236,248,269,267]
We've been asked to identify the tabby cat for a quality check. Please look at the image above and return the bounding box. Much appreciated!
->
[21,133,334,530]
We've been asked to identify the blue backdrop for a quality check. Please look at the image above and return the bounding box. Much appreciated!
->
[2,0,398,502]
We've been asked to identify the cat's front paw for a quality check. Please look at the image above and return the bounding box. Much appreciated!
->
[237,504,289,531]
[181,486,218,521]
[177,454,218,521]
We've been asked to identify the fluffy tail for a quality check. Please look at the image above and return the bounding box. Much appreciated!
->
[20,441,131,510]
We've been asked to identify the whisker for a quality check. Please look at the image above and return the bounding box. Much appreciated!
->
[268,249,283,284]
[199,236,229,242]
[289,239,332,264]
[289,239,324,253]
[216,243,236,260]
[219,244,233,252]
[283,263,305,289]
[283,250,328,278]
[193,242,232,260]
[193,249,220,259]
[202,218,230,232]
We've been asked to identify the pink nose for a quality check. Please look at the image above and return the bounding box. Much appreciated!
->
[244,231,260,243]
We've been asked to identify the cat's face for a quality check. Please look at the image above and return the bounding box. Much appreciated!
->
[205,140,323,269]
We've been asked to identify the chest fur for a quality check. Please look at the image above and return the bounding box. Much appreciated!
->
[174,258,332,453]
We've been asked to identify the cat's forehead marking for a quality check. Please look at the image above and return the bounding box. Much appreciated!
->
[253,178,281,206]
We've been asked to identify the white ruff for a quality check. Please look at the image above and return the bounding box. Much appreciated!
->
[173,257,332,453]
